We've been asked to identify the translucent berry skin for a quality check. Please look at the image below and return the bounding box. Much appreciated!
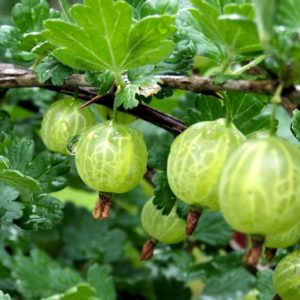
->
[219,136,300,235]
[41,99,96,155]
[265,219,300,248]
[167,119,245,210]
[273,250,300,300]
[75,121,147,193]
[141,198,186,244]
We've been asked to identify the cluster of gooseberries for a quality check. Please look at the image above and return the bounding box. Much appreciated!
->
[41,97,300,298]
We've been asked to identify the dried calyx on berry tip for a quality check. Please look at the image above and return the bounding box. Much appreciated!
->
[92,193,112,219]
[140,239,156,261]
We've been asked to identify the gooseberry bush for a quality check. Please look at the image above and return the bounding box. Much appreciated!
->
[1,0,300,299]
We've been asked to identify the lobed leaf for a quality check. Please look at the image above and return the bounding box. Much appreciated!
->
[26,151,70,193]
[0,169,41,197]
[42,284,99,300]
[190,211,232,247]
[87,264,117,300]
[44,0,176,73]
[16,195,63,230]
[0,182,23,224]
[12,248,83,299]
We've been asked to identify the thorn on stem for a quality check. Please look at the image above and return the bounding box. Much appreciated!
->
[265,247,277,262]
[243,236,264,267]
[140,239,156,261]
[186,208,202,235]
[79,94,107,109]
[92,193,111,219]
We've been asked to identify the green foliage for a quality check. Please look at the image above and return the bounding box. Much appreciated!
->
[44,0,176,73]
[191,211,232,247]
[35,57,74,86]
[0,291,11,300]
[255,269,275,300]
[291,109,300,141]
[0,0,59,61]
[43,284,99,300]
[1,0,300,299]
[183,92,273,135]
[12,248,83,299]
[87,264,116,300]
[190,1,261,67]
[59,203,127,263]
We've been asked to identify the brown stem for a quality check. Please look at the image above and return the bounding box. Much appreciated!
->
[140,239,157,260]
[186,208,202,235]
[243,236,264,267]
[264,247,277,262]
[92,193,111,219]
[272,294,282,300]
[2,63,300,100]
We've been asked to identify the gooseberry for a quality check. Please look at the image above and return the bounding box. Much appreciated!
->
[273,250,300,300]
[40,98,96,155]
[75,121,147,193]
[167,119,245,210]
[219,136,300,235]
[141,198,186,244]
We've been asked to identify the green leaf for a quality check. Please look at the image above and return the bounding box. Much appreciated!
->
[0,137,34,173]
[140,0,179,18]
[201,268,255,300]
[0,25,36,62]
[85,70,115,94]
[152,170,176,214]
[35,57,74,85]
[44,0,176,72]
[0,169,41,196]
[252,0,277,47]
[229,92,272,135]
[60,203,126,263]
[0,111,12,137]
[115,84,139,109]
[190,1,261,62]
[276,0,300,31]
[87,264,116,300]
[0,291,11,300]
[191,211,232,247]
[12,248,83,299]
[290,109,300,141]
[0,156,9,170]
[12,0,50,32]
[127,65,157,86]
[42,284,99,300]
[16,195,63,230]
[0,182,23,224]
[26,151,70,193]
[256,269,275,300]
[187,251,244,281]
[148,143,171,170]
[185,94,224,126]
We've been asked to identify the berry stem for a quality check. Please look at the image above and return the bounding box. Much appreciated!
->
[229,55,266,76]
[112,72,126,123]
[270,82,284,136]
[222,93,233,127]
[186,208,202,235]
[264,247,277,262]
